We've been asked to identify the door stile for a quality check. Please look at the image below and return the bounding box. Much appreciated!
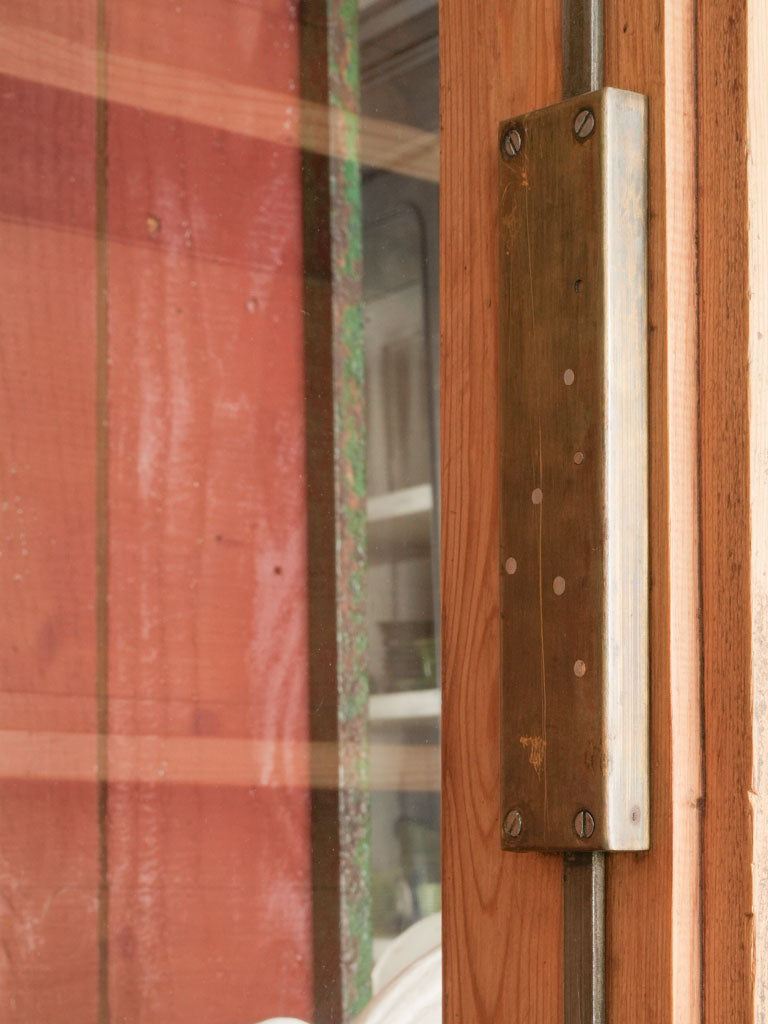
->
[698,1,768,1021]
[440,2,564,1020]
[441,0,703,1021]
[604,2,703,1022]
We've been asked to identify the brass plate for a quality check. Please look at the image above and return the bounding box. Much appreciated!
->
[499,89,649,852]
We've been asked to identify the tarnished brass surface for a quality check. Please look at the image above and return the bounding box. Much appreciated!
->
[499,89,649,852]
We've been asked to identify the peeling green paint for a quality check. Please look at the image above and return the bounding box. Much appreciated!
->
[327,0,372,1015]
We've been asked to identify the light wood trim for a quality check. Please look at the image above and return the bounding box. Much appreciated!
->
[748,5,768,1013]
[699,1,768,1020]
[605,2,702,1021]
[442,2,702,1022]
[440,2,564,1020]
[0,23,438,182]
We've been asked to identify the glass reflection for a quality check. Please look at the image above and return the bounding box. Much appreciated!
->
[0,0,437,1021]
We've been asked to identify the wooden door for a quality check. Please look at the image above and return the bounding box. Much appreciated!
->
[2,0,766,1020]
[441,1,768,1022]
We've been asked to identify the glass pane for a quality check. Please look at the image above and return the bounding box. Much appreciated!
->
[0,0,438,1021]
[361,0,440,980]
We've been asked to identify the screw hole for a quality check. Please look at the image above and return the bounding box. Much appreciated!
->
[574,279,582,293]
[553,576,566,596]
[574,451,584,465]
[573,660,586,678]
[563,368,575,386]
[505,557,517,575]
[531,488,543,505]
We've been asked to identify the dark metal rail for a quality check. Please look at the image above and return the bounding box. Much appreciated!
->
[562,3,605,1022]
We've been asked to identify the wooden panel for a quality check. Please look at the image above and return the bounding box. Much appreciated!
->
[698,1,768,1021]
[0,1,320,1021]
[604,2,702,1022]
[103,0,314,1019]
[440,2,564,1020]
[0,782,100,1021]
[748,7,768,1014]
[442,2,702,1023]
[0,46,100,1018]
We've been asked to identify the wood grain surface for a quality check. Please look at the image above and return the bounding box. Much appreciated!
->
[442,0,703,1021]
[440,2,564,1021]
[105,1,315,1019]
[605,2,703,1021]
[698,1,768,1021]
[747,7,768,1016]
[0,164,101,1024]
[0,10,101,1015]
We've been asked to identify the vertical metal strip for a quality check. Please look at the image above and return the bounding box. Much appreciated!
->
[562,0,604,98]
[564,854,605,1023]
[95,2,110,1021]
[562,4,605,1024]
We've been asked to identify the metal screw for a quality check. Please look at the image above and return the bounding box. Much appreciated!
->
[503,809,523,838]
[573,809,595,839]
[501,126,523,159]
[573,108,596,141]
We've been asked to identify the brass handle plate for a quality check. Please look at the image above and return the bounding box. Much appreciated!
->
[499,88,649,853]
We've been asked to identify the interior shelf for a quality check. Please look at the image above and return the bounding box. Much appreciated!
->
[367,483,433,561]
[368,687,440,723]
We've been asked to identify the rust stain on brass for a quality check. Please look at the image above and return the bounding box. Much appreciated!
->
[498,89,649,852]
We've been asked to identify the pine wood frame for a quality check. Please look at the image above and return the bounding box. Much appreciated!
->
[441,1,768,1020]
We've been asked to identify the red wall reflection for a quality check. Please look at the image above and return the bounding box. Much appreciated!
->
[0,1,314,1020]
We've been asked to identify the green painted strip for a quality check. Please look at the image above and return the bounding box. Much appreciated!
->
[327,0,372,1015]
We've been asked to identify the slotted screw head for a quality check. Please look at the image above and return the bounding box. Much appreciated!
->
[573,108,596,140]
[574,809,595,839]
[501,126,523,159]
[503,809,523,839]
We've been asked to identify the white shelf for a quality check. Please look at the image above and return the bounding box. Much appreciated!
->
[369,687,440,723]
[367,484,433,561]
[367,483,432,522]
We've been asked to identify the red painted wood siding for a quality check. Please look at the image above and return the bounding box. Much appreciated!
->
[0,2,315,1020]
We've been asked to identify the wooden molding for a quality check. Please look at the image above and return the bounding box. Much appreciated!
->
[605,1,703,1021]
[698,1,768,1020]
